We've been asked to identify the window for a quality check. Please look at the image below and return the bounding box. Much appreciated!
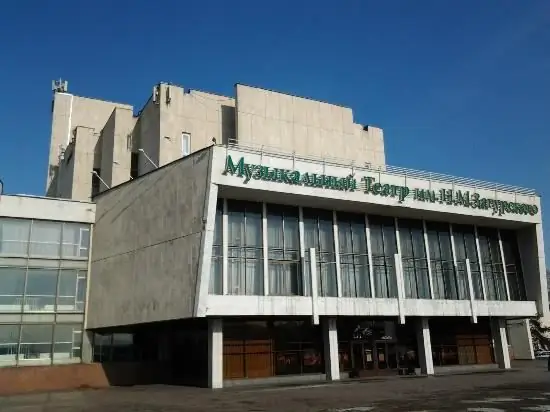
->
[426,221,459,300]
[29,220,61,258]
[303,208,337,297]
[398,219,430,299]
[227,200,263,295]
[0,218,30,256]
[453,224,483,299]
[92,333,112,362]
[0,267,25,312]
[57,269,87,312]
[181,132,191,157]
[267,204,301,295]
[92,332,134,363]
[0,324,19,366]
[500,229,527,301]
[477,227,507,301]
[112,333,135,361]
[209,200,223,294]
[19,324,53,363]
[130,152,139,179]
[369,215,398,298]
[61,223,90,258]
[24,268,58,312]
[338,212,370,298]
[53,324,82,363]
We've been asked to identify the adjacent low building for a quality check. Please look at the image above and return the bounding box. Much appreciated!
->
[0,195,95,370]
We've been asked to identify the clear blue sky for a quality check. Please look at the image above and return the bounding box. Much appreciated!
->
[0,1,549,263]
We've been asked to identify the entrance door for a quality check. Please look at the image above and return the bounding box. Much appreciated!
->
[375,342,398,370]
[350,341,374,371]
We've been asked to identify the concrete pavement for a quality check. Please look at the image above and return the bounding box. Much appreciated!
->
[1,361,549,411]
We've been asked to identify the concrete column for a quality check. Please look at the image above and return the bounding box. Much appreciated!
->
[465,258,477,324]
[323,317,340,381]
[422,220,435,299]
[474,226,487,300]
[262,202,269,296]
[507,319,534,360]
[333,210,342,297]
[365,214,376,298]
[491,318,511,369]
[208,318,223,389]
[497,229,511,300]
[309,248,320,325]
[80,330,94,363]
[222,199,228,295]
[298,207,307,296]
[416,317,434,375]
[394,253,406,324]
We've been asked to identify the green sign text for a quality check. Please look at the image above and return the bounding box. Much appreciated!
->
[223,156,539,217]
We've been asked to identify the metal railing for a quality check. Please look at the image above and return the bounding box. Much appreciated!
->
[223,138,537,196]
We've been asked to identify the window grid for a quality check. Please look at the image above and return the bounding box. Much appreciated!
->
[369,216,398,298]
[0,323,83,367]
[337,212,371,298]
[303,208,337,297]
[227,200,264,296]
[477,227,507,301]
[267,204,301,296]
[0,267,87,313]
[499,229,527,301]
[209,200,223,295]
[398,218,431,299]
[453,224,483,300]
[0,218,91,260]
[427,222,460,300]
[207,200,527,303]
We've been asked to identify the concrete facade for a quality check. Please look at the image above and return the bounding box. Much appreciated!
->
[0,194,95,224]
[82,142,546,387]
[46,82,384,202]
[86,148,213,328]
[35,80,547,391]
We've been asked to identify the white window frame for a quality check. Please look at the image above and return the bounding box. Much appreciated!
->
[181,132,191,157]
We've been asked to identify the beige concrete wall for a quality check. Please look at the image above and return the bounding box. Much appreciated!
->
[154,83,235,168]
[0,194,95,223]
[47,92,133,197]
[518,224,549,317]
[135,95,160,175]
[87,148,213,328]
[100,107,135,188]
[55,143,76,198]
[70,126,98,201]
[235,84,385,168]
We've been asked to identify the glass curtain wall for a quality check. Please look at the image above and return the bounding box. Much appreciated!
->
[500,229,527,301]
[208,199,525,302]
[398,219,430,299]
[0,217,90,367]
[452,224,483,299]
[368,216,398,298]
[266,204,301,296]
[477,227,507,301]
[209,200,223,295]
[303,208,337,297]
[227,200,263,295]
[337,212,370,298]
[426,222,460,300]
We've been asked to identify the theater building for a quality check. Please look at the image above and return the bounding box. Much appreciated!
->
[0,82,546,392]
[86,141,546,388]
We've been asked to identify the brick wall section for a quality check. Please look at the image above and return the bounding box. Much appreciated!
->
[0,362,171,396]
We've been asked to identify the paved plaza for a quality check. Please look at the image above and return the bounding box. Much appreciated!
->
[1,361,550,411]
